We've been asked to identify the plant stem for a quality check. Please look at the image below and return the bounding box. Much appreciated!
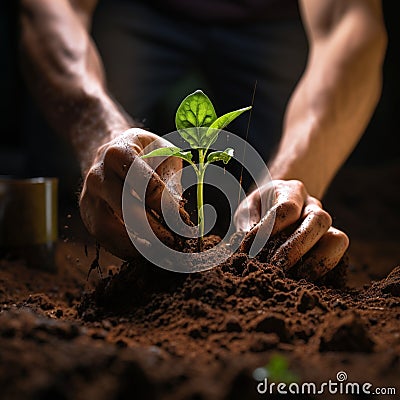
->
[197,149,206,251]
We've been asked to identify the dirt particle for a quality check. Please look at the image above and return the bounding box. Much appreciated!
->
[296,290,318,313]
[55,309,63,318]
[25,294,55,311]
[225,316,243,333]
[252,314,290,342]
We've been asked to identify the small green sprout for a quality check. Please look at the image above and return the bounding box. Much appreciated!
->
[254,354,299,384]
[141,89,251,251]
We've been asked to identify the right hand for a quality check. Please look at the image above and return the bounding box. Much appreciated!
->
[79,128,190,260]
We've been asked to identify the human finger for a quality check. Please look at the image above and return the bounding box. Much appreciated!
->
[79,189,139,260]
[269,202,332,270]
[293,227,349,281]
[100,140,190,227]
[239,180,308,253]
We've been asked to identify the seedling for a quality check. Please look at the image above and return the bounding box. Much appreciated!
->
[264,354,299,384]
[142,90,251,251]
[253,353,299,385]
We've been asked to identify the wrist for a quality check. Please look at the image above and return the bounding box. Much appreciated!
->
[69,91,135,176]
[268,149,300,183]
[269,157,325,199]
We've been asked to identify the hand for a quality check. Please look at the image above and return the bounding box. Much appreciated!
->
[234,180,349,280]
[80,128,189,260]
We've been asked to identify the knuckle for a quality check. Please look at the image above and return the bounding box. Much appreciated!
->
[276,200,301,221]
[84,167,103,192]
[103,144,123,167]
[312,198,323,208]
[327,229,350,252]
[95,142,108,156]
[289,179,305,193]
[312,208,332,228]
[272,179,285,190]
[103,144,136,176]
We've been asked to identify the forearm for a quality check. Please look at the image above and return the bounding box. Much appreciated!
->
[270,0,387,198]
[19,0,133,174]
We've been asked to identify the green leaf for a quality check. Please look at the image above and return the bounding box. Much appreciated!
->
[175,150,193,163]
[175,90,217,130]
[141,146,193,163]
[206,148,234,164]
[202,128,220,149]
[141,146,182,159]
[177,127,203,149]
[175,90,217,148]
[208,106,252,131]
[203,106,251,149]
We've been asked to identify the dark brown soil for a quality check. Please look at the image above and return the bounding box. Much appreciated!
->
[0,163,399,400]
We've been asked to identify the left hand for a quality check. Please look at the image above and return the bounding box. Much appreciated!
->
[234,180,349,280]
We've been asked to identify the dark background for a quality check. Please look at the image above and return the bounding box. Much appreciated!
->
[1,1,399,205]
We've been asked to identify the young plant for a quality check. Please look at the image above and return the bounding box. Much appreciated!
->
[263,354,299,384]
[141,90,251,251]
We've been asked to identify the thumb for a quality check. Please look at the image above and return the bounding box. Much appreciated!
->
[234,192,261,232]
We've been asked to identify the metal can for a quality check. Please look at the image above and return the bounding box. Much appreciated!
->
[0,176,58,271]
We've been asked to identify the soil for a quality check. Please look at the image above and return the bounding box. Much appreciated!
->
[0,162,399,400]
